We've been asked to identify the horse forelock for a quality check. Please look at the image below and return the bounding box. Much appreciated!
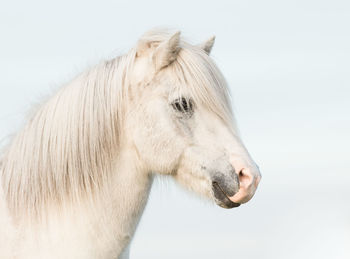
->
[139,29,236,130]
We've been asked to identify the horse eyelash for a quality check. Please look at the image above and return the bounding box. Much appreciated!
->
[172,97,194,114]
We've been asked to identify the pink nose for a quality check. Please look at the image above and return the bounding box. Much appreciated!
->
[229,165,261,204]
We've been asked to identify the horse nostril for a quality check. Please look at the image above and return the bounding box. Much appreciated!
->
[238,168,253,189]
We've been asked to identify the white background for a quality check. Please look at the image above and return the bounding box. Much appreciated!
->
[0,0,349,258]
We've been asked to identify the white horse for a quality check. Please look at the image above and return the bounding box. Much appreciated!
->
[0,29,261,258]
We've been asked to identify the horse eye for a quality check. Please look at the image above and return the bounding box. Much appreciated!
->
[172,98,193,114]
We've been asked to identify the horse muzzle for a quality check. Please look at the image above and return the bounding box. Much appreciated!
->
[228,162,261,204]
[211,171,241,209]
[211,162,261,208]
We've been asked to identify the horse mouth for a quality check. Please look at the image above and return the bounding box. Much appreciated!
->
[212,182,240,209]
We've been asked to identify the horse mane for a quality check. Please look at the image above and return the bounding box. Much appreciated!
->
[1,53,137,217]
[0,29,235,218]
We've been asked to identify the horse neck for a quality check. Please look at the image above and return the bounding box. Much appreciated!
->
[7,146,153,258]
[75,146,153,257]
[0,59,154,256]
[92,146,154,257]
[108,146,153,235]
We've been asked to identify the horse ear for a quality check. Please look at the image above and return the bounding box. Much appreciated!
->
[152,31,181,71]
[197,36,215,55]
[135,40,149,57]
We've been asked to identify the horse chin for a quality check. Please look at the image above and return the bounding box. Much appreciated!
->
[212,182,241,209]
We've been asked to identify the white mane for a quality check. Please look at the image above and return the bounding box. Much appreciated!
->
[0,29,235,219]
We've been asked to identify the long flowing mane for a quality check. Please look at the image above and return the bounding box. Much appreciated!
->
[0,30,235,219]
[1,54,137,217]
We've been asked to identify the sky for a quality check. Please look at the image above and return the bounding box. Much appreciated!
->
[0,0,349,258]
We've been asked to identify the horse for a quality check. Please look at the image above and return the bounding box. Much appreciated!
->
[0,29,261,258]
